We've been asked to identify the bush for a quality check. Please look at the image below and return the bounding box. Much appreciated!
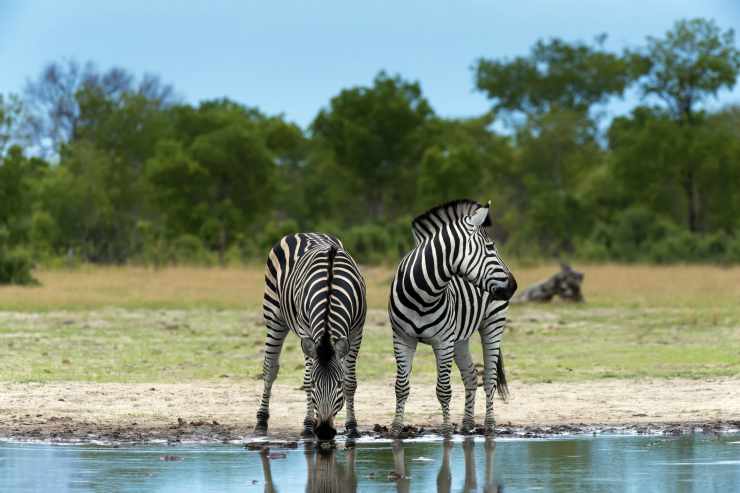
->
[574,238,610,262]
[343,224,393,264]
[0,247,39,285]
[257,219,300,254]
[169,234,214,266]
[727,235,740,263]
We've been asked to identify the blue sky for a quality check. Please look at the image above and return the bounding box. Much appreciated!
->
[1,0,739,127]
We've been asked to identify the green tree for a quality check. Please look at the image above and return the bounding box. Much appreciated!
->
[634,18,740,231]
[475,36,645,118]
[0,94,24,157]
[475,36,644,254]
[609,106,740,235]
[147,100,277,263]
[38,142,120,261]
[416,114,513,210]
[23,59,176,156]
[509,109,604,254]
[0,147,47,246]
[311,72,434,222]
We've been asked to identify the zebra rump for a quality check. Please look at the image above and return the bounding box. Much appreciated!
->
[255,233,366,440]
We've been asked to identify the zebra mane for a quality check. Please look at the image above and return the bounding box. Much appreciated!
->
[411,199,491,244]
[315,245,337,363]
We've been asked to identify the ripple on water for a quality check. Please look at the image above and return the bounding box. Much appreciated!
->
[0,433,738,492]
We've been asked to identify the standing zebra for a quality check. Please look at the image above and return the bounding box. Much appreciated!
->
[389,199,517,436]
[255,233,367,440]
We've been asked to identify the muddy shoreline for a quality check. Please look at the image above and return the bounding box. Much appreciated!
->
[2,378,739,443]
[1,419,739,444]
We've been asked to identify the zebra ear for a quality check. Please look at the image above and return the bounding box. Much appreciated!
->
[470,203,490,227]
[301,338,318,359]
[334,338,349,359]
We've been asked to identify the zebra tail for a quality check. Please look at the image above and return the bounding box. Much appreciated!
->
[317,245,338,360]
[497,350,509,401]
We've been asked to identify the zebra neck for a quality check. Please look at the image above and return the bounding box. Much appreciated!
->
[400,237,455,306]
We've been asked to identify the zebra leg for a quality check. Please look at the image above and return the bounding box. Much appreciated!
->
[304,442,316,489]
[479,306,508,435]
[346,441,358,490]
[454,340,478,434]
[483,438,497,493]
[462,437,478,491]
[436,438,453,493]
[392,440,411,493]
[259,444,277,493]
[254,322,289,435]
[302,354,316,438]
[390,332,417,436]
[433,344,455,437]
[343,331,363,438]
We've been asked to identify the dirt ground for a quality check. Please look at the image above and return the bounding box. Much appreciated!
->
[1,378,739,442]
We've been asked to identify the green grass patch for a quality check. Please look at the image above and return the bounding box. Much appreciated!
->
[0,303,738,384]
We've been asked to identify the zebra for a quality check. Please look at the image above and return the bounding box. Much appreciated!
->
[260,442,357,493]
[392,438,497,493]
[254,233,366,440]
[388,199,517,436]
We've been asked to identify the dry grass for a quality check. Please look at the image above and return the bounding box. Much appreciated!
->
[1,263,738,310]
[0,264,738,383]
[0,266,266,310]
[515,263,740,306]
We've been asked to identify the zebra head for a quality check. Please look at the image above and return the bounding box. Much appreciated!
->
[455,201,517,300]
[301,334,349,440]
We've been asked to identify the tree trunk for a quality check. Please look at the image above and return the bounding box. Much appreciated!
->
[681,108,699,233]
[218,225,226,266]
[684,168,698,233]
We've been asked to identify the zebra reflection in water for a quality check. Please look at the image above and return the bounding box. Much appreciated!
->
[392,438,501,493]
[260,442,357,493]
[259,438,499,492]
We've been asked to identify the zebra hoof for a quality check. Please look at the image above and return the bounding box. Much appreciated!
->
[484,421,496,436]
[460,420,476,435]
[439,423,453,438]
[390,422,404,438]
[345,423,360,438]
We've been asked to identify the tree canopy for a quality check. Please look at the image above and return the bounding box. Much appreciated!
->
[1,17,739,271]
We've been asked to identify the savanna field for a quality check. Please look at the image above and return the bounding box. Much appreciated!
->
[0,264,738,385]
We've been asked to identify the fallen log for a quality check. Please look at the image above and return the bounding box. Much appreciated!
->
[513,263,584,303]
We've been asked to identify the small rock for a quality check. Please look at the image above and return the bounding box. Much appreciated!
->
[319,441,335,450]
[159,455,182,461]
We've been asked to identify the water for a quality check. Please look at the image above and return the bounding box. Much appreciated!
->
[1,434,739,492]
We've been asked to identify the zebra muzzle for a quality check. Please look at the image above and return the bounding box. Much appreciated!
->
[491,274,518,300]
[314,420,337,441]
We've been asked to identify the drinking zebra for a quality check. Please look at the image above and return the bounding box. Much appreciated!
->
[255,233,367,440]
[388,199,517,436]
